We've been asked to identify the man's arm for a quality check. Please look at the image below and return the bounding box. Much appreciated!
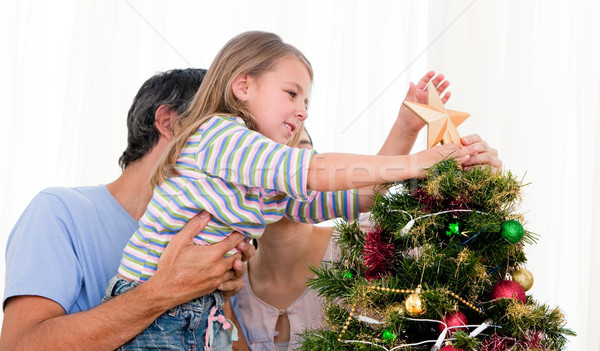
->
[0,212,254,351]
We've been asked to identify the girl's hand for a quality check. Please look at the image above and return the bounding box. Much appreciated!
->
[411,143,470,178]
[396,71,451,136]
[460,134,502,170]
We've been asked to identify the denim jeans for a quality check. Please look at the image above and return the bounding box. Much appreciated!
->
[105,276,234,351]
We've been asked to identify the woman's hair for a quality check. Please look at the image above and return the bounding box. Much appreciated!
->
[151,31,313,186]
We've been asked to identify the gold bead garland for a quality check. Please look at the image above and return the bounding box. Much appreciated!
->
[337,284,484,342]
[338,305,356,341]
[444,289,484,314]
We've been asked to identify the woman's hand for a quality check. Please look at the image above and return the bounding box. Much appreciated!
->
[396,71,451,136]
[378,71,452,156]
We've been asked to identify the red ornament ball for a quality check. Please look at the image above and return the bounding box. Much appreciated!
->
[437,310,468,335]
[490,280,526,304]
[440,345,464,351]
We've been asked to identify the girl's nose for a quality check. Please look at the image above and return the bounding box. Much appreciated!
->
[296,105,308,121]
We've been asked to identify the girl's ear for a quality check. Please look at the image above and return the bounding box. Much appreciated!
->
[231,74,250,102]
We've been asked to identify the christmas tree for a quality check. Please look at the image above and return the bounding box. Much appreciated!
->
[300,159,575,350]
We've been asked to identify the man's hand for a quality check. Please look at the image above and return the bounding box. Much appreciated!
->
[221,239,254,300]
[148,211,255,308]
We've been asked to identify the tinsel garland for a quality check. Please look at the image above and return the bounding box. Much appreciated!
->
[411,186,470,213]
[480,332,543,350]
[363,226,395,280]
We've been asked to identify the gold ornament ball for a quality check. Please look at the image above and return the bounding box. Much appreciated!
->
[387,302,404,316]
[404,293,426,317]
[512,268,534,291]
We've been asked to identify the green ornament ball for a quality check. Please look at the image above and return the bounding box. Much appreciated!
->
[446,222,460,237]
[501,220,524,243]
[382,329,397,342]
[342,271,353,279]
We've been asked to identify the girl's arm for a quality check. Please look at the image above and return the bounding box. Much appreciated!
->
[352,134,501,212]
[286,142,465,223]
[306,144,469,192]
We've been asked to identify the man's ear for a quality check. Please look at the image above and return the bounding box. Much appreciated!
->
[155,105,177,141]
[231,74,250,102]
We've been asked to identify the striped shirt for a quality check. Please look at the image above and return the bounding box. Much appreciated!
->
[118,116,358,282]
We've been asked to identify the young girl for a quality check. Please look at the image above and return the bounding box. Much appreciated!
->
[106,31,468,350]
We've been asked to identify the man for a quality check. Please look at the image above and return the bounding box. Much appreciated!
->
[1,69,254,350]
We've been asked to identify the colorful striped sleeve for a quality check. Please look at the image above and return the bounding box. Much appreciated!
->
[284,188,360,223]
[195,116,316,201]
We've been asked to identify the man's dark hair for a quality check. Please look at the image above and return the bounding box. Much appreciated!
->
[118,68,207,169]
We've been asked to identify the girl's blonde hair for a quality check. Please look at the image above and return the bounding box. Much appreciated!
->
[151,31,313,187]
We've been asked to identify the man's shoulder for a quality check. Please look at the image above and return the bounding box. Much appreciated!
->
[9,184,134,247]
[26,185,117,220]
[38,184,106,197]
[34,185,108,204]
[5,185,131,314]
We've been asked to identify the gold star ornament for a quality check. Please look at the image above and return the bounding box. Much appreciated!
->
[403,82,470,148]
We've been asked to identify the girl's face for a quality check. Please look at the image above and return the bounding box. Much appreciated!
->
[243,56,311,144]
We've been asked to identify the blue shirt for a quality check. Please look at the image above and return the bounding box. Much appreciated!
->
[4,185,138,313]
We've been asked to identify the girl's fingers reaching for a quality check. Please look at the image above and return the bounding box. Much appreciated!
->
[460,134,502,169]
[434,143,469,162]
[463,152,502,169]
[457,153,471,165]
[461,134,499,157]
[461,134,481,146]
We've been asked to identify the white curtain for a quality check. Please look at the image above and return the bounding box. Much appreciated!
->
[1,1,597,349]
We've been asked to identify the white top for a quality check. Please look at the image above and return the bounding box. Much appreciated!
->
[231,237,339,350]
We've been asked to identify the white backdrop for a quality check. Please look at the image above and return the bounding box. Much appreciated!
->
[1,1,598,349]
